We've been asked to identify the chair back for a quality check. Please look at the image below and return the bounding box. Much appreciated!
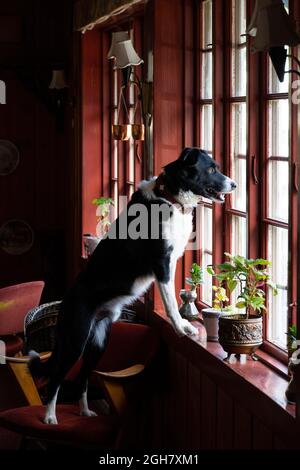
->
[0,281,45,336]
[97,322,159,372]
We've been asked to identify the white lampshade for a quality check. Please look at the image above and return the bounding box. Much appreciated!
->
[112,39,143,69]
[49,70,68,90]
[247,0,300,51]
[107,31,130,59]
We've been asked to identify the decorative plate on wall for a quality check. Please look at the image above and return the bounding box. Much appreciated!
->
[0,220,34,255]
[0,140,20,176]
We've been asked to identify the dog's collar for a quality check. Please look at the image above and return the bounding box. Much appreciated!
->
[154,173,194,213]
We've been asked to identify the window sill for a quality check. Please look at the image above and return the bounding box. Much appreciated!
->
[149,308,295,420]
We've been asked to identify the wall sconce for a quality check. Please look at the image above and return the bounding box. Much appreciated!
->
[108,31,151,145]
[49,70,68,90]
[247,0,300,81]
[49,69,68,131]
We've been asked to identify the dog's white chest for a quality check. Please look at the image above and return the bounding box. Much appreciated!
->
[164,209,193,260]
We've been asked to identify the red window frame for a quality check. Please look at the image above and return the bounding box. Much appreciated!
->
[196,0,298,364]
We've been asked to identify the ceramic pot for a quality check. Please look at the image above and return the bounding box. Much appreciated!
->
[179,289,199,321]
[202,308,225,342]
[112,124,131,141]
[218,314,263,360]
[83,234,100,258]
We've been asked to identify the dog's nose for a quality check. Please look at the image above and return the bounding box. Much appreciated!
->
[231,181,237,189]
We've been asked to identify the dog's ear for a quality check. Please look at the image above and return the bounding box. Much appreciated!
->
[179,147,200,166]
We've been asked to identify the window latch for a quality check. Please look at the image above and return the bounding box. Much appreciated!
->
[251,155,258,185]
[289,302,297,309]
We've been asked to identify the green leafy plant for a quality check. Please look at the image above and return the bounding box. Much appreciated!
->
[207,253,278,319]
[92,197,114,207]
[92,197,114,234]
[186,263,203,291]
[287,325,297,354]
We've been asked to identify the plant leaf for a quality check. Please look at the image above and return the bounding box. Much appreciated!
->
[206,266,215,275]
[227,279,237,292]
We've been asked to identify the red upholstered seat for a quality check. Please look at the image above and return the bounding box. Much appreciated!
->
[2,335,24,356]
[0,405,118,447]
[0,281,45,336]
[0,322,159,449]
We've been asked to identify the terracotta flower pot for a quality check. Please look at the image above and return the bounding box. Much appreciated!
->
[218,314,263,360]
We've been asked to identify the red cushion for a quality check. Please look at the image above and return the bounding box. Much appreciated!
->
[0,281,45,335]
[0,405,118,447]
[1,335,24,356]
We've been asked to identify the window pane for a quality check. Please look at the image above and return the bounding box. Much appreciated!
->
[267,160,289,222]
[232,46,247,97]
[231,103,247,211]
[268,100,289,157]
[201,52,213,99]
[231,215,247,258]
[268,56,289,94]
[231,0,247,96]
[201,104,213,153]
[267,225,288,350]
[202,0,212,48]
[232,0,246,45]
[201,206,212,305]
[231,215,247,310]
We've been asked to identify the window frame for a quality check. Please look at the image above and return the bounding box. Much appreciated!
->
[196,0,298,364]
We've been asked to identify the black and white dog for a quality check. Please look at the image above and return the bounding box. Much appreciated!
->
[30,147,236,424]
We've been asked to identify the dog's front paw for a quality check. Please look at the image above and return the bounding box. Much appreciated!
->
[174,319,199,337]
[80,409,98,418]
[43,414,58,425]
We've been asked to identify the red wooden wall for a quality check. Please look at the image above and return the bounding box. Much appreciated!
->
[152,0,195,311]
[0,0,72,299]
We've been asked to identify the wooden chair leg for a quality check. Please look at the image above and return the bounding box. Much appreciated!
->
[101,378,127,415]
[9,362,42,406]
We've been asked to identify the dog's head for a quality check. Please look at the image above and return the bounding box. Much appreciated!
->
[164,147,236,203]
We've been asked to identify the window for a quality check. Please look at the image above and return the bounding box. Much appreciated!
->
[265,57,290,350]
[196,0,298,360]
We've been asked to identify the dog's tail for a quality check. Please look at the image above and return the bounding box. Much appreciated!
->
[28,350,54,380]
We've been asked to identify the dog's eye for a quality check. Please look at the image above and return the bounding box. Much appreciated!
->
[208,167,216,174]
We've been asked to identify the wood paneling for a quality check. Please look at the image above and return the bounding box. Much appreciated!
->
[233,402,252,450]
[81,30,102,237]
[152,0,196,310]
[0,0,72,297]
[147,309,299,451]
[252,417,273,450]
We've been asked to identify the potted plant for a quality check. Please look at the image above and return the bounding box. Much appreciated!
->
[179,263,203,321]
[285,325,298,404]
[208,253,278,361]
[202,286,232,342]
[83,197,114,258]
